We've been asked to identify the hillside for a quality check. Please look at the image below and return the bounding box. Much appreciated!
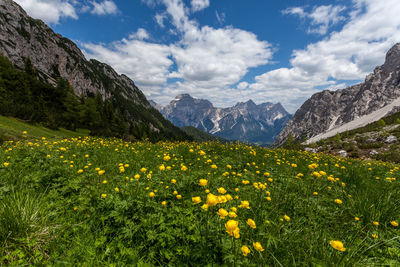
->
[181,126,225,142]
[0,0,189,141]
[306,110,400,163]
[0,115,89,142]
[276,43,400,146]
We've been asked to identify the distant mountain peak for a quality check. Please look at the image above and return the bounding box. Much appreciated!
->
[159,94,292,144]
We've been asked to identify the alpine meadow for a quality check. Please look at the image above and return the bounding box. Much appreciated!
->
[1,0,400,266]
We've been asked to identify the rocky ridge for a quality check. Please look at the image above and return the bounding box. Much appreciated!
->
[275,43,400,146]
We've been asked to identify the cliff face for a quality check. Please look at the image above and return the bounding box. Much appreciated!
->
[276,43,400,146]
[154,94,292,144]
[0,0,188,139]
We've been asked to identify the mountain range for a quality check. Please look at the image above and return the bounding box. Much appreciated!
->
[151,94,292,144]
[276,42,400,146]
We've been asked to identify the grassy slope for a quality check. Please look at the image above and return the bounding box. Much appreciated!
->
[311,111,400,162]
[0,115,89,141]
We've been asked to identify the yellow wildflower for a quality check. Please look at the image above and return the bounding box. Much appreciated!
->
[330,240,346,252]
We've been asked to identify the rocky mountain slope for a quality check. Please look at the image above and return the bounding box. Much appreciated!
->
[0,0,188,140]
[276,43,400,146]
[152,94,292,144]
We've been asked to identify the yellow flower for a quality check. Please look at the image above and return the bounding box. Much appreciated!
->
[330,240,346,252]
[354,217,360,221]
[253,242,264,252]
[181,165,187,171]
[226,164,232,169]
[373,221,379,226]
[371,234,378,239]
[101,194,107,198]
[391,221,399,227]
[313,192,318,196]
[102,180,107,184]
[247,218,256,229]
[206,193,219,207]
[192,196,202,204]
[134,174,140,180]
[159,165,165,171]
[225,220,239,235]
[173,190,178,195]
[334,199,342,204]
[199,179,208,186]
[217,208,229,218]
[73,207,78,211]
[161,201,167,206]
[140,167,147,173]
[230,207,237,212]
[3,162,9,167]
[238,200,250,209]
[98,170,105,175]
[217,187,227,194]
[171,179,177,184]
[266,197,272,201]
[77,169,83,174]
[22,131,27,134]
[149,192,155,197]
[114,187,119,192]
[211,164,217,169]
[163,155,171,161]
[284,215,291,222]
[201,204,208,210]
[241,245,251,256]
[176,194,182,199]
[228,211,237,218]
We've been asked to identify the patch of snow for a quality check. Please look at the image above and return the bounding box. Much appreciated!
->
[273,113,283,120]
[328,115,340,131]
[305,97,400,144]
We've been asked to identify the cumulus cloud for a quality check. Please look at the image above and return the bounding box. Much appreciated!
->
[129,28,150,40]
[14,0,78,24]
[83,40,173,86]
[191,0,210,12]
[90,0,118,15]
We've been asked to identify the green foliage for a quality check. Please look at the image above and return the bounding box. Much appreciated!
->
[182,126,224,142]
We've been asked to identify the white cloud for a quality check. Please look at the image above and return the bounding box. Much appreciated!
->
[83,40,173,87]
[191,0,210,12]
[90,0,118,15]
[248,0,400,112]
[155,13,167,27]
[129,28,150,40]
[83,0,272,109]
[283,5,346,35]
[14,0,78,24]
[282,7,306,18]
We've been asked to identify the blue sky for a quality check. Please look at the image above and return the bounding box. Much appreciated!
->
[14,0,400,113]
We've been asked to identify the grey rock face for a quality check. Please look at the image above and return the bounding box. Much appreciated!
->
[385,135,398,144]
[370,150,379,156]
[154,94,292,144]
[338,150,348,157]
[276,43,400,146]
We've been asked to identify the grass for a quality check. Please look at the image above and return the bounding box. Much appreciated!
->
[0,135,399,266]
[0,115,89,141]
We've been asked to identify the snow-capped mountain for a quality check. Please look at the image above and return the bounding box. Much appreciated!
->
[151,94,292,144]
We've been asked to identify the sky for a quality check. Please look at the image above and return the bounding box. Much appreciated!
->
[13,0,400,113]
